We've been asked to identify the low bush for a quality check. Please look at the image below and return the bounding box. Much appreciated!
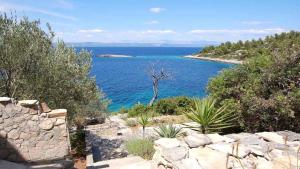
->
[155,99,177,115]
[70,129,86,157]
[125,118,138,127]
[125,138,155,160]
[154,96,195,115]
[127,104,152,117]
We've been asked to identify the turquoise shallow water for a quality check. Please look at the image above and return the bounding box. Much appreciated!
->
[78,47,234,112]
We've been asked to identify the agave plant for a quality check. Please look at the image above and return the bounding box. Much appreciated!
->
[155,124,182,138]
[184,98,237,134]
[138,114,150,138]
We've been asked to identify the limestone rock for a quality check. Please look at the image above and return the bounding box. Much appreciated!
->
[207,142,250,158]
[55,118,65,126]
[162,146,188,162]
[7,129,19,140]
[155,138,180,149]
[175,158,203,169]
[256,132,285,144]
[189,147,227,169]
[207,133,235,143]
[47,109,67,118]
[38,119,54,130]
[0,97,11,102]
[184,134,211,148]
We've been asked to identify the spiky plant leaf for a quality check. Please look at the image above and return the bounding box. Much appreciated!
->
[184,98,237,134]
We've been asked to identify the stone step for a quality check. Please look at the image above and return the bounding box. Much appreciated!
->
[91,156,152,169]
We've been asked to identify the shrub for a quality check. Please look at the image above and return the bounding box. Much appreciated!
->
[128,104,150,117]
[125,118,138,127]
[125,138,155,160]
[208,52,300,132]
[155,124,182,138]
[154,96,195,115]
[155,99,177,115]
[119,107,128,114]
[185,98,237,134]
[70,129,86,157]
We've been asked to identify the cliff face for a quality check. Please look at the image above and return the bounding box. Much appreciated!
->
[0,97,69,162]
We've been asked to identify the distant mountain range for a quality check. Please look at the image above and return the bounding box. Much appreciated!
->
[65,41,219,47]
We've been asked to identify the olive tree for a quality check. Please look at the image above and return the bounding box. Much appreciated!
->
[0,13,109,124]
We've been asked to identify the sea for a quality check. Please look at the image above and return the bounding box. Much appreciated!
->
[76,47,234,112]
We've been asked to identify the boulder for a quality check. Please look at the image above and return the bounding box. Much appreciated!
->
[184,134,211,148]
[189,147,227,169]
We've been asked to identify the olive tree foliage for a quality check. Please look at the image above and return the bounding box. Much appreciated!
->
[0,13,109,123]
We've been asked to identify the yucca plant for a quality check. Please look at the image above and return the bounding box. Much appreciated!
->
[155,124,182,138]
[184,98,237,134]
[138,114,150,138]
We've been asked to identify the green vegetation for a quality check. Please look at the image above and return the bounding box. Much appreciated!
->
[123,96,195,117]
[70,129,86,156]
[0,13,109,124]
[208,52,300,132]
[184,98,236,134]
[155,124,182,138]
[125,138,155,160]
[206,31,300,133]
[138,114,150,137]
[199,31,300,60]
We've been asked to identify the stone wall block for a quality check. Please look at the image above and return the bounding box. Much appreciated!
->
[39,119,54,130]
[0,98,69,162]
[7,129,20,140]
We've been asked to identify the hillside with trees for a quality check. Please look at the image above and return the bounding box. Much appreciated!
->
[207,33,300,132]
[198,31,300,60]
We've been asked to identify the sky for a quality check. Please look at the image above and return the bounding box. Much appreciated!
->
[0,0,300,44]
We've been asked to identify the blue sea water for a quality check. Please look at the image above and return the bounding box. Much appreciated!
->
[77,47,233,112]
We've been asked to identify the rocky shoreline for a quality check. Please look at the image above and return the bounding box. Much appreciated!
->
[184,55,243,64]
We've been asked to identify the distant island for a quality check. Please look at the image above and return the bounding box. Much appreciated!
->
[97,54,133,58]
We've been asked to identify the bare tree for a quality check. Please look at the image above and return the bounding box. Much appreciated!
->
[148,63,170,106]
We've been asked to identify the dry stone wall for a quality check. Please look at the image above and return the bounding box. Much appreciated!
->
[0,97,70,162]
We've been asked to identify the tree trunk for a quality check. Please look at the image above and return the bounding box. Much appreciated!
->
[149,80,158,106]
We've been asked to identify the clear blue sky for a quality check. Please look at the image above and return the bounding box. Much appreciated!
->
[1,0,299,43]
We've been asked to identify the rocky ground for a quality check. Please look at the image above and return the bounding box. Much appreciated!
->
[85,114,300,169]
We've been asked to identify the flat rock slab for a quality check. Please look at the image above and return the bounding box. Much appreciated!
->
[207,142,250,158]
[155,138,180,149]
[207,133,235,143]
[256,132,285,144]
[184,134,211,148]
[18,100,38,106]
[0,97,11,102]
[276,131,300,142]
[174,158,203,169]
[189,147,227,169]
